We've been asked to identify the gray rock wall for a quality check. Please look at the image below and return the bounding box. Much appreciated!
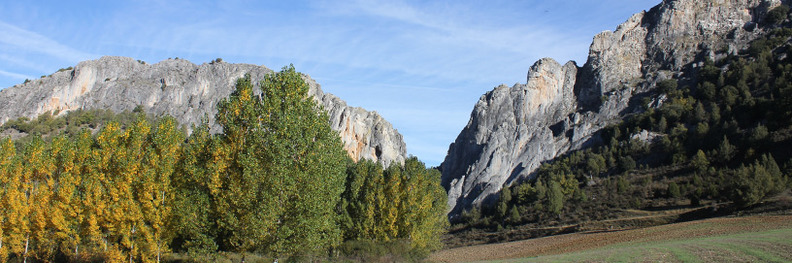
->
[441,0,780,216]
[0,56,406,167]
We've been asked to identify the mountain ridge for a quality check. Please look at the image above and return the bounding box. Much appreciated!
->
[0,56,407,166]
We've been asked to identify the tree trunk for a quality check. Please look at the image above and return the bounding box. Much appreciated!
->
[23,234,29,263]
[156,240,161,263]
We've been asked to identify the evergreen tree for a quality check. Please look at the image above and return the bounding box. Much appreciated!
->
[668,182,681,198]
[547,181,564,215]
[717,136,736,162]
[691,150,710,173]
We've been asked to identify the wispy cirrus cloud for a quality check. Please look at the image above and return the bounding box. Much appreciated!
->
[0,0,661,165]
[0,21,94,63]
[0,69,31,81]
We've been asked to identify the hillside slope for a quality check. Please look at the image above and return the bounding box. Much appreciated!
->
[440,0,782,216]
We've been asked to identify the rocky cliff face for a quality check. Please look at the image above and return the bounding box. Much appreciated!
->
[0,56,406,167]
[441,0,781,216]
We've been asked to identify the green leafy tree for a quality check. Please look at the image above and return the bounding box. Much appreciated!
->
[136,117,183,263]
[396,158,448,252]
[496,187,511,220]
[174,67,347,258]
[546,181,564,215]
[668,182,681,198]
[717,136,736,162]
[172,125,218,255]
[691,150,710,173]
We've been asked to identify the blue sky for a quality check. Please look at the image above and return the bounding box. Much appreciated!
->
[0,0,659,166]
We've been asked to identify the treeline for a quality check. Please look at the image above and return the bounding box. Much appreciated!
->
[0,66,446,262]
[460,9,792,229]
[1,107,153,149]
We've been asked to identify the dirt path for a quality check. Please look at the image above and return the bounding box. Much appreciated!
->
[429,215,792,263]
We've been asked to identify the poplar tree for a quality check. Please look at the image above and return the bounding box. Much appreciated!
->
[0,139,17,262]
[79,130,109,259]
[172,125,219,255]
[94,122,129,262]
[339,157,448,252]
[396,157,448,252]
[21,137,56,262]
[174,66,348,258]
[382,166,402,239]
[138,117,182,263]
[49,136,83,260]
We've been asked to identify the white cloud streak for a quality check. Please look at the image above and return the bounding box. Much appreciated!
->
[0,20,94,63]
[0,69,31,80]
[0,0,661,165]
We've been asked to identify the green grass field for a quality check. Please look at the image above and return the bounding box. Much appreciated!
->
[488,228,792,262]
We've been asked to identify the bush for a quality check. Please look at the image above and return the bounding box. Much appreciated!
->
[668,182,681,198]
[619,156,636,171]
[338,239,421,262]
[766,5,790,25]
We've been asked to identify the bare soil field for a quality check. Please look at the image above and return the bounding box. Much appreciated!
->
[429,215,792,262]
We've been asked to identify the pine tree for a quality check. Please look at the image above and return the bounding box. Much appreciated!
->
[717,136,736,162]
[547,181,564,215]
[691,150,710,173]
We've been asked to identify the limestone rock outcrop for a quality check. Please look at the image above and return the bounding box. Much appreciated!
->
[0,56,406,167]
[441,0,781,216]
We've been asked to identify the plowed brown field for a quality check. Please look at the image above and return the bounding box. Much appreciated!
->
[429,215,792,262]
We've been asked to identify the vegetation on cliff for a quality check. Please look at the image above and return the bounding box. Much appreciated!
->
[457,6,792,234]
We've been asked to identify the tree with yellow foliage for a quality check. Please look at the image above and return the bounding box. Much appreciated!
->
[171,124,220,255]
[0,138,18,262]
[382,165,403,239]
[136,117,182,263]
[396,157,447,253]
[95,121,132,262]
[339,157,448,254]
[78,130,109,260]
[49,136,81,260]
